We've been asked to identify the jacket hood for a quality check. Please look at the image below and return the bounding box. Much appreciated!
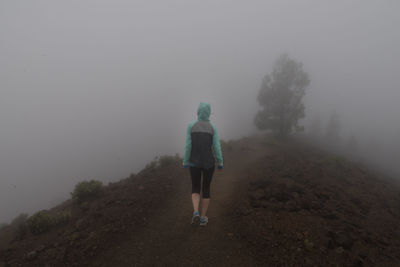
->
[197,102,211,121]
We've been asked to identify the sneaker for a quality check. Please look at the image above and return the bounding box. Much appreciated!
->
[191,211,200,225]
[200,216,208,226]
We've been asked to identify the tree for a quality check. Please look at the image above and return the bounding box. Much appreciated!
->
[254,54,310,138]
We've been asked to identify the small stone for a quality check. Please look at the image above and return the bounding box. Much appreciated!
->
[335,247,344,254]
[36,245,46,252]
[333,231,354,249]
[75,219,86,230]
[26,250,37,260]
[45,248,57,259]
[304,239,314,250]
[89,231,97,240]
[249,189,265,200]
[70,232,80,241]
[80,202,90,211]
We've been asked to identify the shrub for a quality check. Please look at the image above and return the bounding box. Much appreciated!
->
[27,210,71,235]
[158,154,181,168]
[53,211,71,225]
[28,210,54,234]
[71,180,104,203]
[11,213,28,226]
[141,154,182,173]
[143,158,158,172]
[10,213,28,240]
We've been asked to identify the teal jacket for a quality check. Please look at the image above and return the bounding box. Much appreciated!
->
[183,103,223,168]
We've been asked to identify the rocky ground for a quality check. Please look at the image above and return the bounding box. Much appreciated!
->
[1,135,400,266]
[232,139,400,266]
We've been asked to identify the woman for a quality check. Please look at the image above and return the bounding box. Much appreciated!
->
[183,102,223,226]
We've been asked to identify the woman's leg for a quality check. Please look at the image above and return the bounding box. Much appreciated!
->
[200,166,215,217]
[190,167,202,212]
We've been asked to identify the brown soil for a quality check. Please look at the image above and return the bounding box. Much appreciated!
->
[1,135,400,267]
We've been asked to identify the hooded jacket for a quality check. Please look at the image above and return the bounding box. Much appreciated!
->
[183,102,223,169]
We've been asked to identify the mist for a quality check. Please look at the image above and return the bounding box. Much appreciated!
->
[1,0,399,223]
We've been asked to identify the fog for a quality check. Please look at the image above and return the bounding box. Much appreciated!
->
[1,0,399,223]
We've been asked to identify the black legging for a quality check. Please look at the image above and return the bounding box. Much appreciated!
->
[190,166,215,198]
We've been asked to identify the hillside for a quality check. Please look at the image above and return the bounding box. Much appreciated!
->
[1,135,400,266]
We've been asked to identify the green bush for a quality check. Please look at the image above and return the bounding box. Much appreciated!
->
[53,211,71,225]
[27,210,71,235]
[141,154,182,173]
[71,180,104,203]
[28,210,54,234]
[10,213,28,240]
[158,154,181,168]
[11,213,28,226]
[143,158,158,172]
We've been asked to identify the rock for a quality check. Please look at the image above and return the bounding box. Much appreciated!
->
[289,184,304,194]
[274,192,291,203]
[310,201,323,210]
[36,245,46,252]
[331,231,354,249]
[285,201,301,212]
[249,189,265,200]
[45,248,57,259]
[237,205,252,216]
[321,211,339,220]
[304,239,314,250]
[80,202,90,211]
[88,231,97,240]
[70,232,81,241]
[5,259,19,266]
[353,258,364,267]
[378,236,390,245]
[259,200,270,208]
[26,250,38,260]
[75,219,86,230]
[300,200,311,210]
[335,246,344,254]
[296,232,304,240]
[250,180,272,190]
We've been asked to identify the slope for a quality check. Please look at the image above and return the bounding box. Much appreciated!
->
[1,135,400,267]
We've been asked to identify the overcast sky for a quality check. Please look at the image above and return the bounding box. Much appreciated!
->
[1,0,399,223]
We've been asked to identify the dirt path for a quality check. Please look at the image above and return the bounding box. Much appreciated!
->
[92,141,266,266]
